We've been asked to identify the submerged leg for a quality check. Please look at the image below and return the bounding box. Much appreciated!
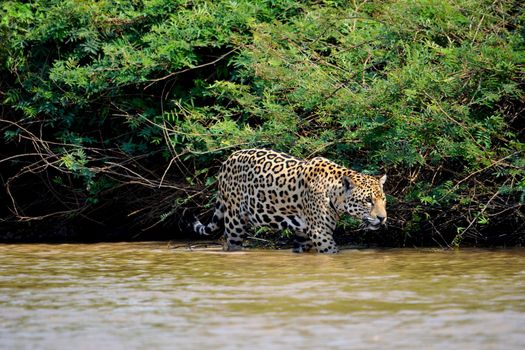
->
[223,212,248,251]
[308,230,339,254]
[292,229,314,253]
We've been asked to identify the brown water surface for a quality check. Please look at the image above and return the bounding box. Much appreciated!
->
[0,243,524,349]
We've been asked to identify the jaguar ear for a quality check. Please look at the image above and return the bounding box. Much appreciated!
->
[379,174,387,187]
[342,176,354,193]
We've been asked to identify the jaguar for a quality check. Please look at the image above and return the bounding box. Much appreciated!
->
[192,149,387,253]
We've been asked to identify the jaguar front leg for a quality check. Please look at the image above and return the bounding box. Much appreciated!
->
[307,226,339,254]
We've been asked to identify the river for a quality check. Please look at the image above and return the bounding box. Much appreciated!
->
[1,243,524,349]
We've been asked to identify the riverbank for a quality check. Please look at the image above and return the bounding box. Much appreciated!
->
[0,218,522,248]
[1,0,523,248]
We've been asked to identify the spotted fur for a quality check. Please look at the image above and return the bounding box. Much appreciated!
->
[193,149,387,253]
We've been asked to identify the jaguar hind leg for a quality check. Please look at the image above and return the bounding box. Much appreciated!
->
[292,230,314,253]
[223,212,249,251]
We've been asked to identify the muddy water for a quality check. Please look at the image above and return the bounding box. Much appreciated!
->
[0,243,524,350]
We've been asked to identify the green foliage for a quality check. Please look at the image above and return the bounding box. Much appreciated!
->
[1,0,523,245]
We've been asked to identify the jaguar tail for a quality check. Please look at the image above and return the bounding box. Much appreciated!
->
[192,199,225,236]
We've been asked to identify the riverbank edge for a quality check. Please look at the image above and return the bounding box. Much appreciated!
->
[0,220,522,248]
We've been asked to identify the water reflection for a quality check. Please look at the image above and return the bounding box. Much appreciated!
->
[1,243,524,349]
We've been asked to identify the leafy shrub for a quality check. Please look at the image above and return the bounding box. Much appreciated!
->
[1,0,523,245]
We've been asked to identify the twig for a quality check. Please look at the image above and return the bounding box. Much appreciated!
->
[438,151,522,201]
[457,185,502,239]
[472,14,485,44]
[144,49,238,89]
[1,118,193,221]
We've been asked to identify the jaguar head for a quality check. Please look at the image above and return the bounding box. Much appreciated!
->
[342,174,387,231]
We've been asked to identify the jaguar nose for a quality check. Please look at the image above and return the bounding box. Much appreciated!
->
[377,216,386,225]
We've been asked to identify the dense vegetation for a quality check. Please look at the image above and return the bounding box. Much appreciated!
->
[1,0,523,246]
